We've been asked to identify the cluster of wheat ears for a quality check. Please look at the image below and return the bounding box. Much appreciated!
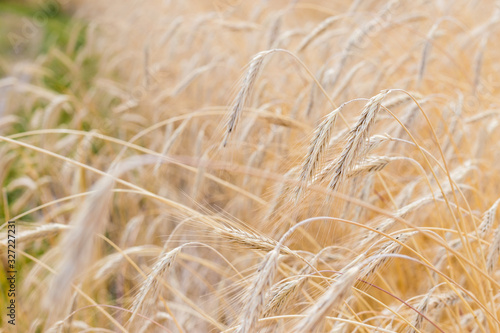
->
[2,0,500,332]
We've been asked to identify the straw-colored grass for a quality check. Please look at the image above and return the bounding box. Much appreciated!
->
[1,0,500,332]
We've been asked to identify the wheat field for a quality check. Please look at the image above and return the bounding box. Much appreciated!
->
[1,0,500,332]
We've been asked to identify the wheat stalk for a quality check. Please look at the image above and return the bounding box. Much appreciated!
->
[94,245,159,280]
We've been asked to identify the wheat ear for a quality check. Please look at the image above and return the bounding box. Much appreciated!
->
[296,15,343,53]
[214,224,293,255]
[0,223,69,251]
[45,174,115,311]
[362,231,416,278]
[293,266,360,333]
[478,198,500,237]
[295,103,346,201]
[487,225,500,274]
[222,50,273,147]
[129,247,180,323]
[409,290,461,333]
[264,278,303,317]
[237,250,279,333]
[327,90,389,192]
